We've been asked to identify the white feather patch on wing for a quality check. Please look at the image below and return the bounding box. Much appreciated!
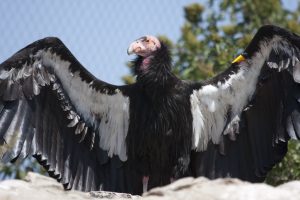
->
[190,37,283,151]
[36,50,130,161]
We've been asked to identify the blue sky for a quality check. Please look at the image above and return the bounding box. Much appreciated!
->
[0,0,298,85]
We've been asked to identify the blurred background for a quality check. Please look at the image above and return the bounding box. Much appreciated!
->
[1,0,300,185]
[0,0,198,85]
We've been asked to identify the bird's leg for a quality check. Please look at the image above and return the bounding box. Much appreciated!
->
[142,176,149,193]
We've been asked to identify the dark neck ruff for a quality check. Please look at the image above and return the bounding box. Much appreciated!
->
[132,43,177,96]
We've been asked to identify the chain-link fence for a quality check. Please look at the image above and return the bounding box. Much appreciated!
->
[0,0,199,179]
[0,0,298,180]
[0,0,198,85]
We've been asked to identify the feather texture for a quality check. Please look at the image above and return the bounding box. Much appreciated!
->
[0,37,131,192]
[190,25,300,181]
[1,25,300,195]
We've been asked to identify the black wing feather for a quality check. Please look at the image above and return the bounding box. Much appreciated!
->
[190,25,300,181]
[0,37,133,192]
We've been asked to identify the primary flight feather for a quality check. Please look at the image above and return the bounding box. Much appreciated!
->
[0,25,300,194]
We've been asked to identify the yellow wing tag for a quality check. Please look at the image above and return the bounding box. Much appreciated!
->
[232,54,246,64]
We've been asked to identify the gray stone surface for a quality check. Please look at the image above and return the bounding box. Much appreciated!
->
[144,177,300,200]
[0,172,300,200]
[0,172,140,200]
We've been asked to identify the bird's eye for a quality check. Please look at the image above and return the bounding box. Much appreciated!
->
[146,39,150,43]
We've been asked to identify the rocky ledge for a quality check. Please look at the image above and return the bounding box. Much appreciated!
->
[0,172,300,200]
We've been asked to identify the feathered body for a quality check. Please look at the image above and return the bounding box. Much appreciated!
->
[127,44,193,189]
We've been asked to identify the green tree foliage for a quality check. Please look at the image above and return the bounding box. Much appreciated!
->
[266,140,300,185]
[174,0,300,80]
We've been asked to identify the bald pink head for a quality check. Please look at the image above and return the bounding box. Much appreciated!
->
[127,35,161,57]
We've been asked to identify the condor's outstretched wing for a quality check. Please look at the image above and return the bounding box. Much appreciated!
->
[189,25,300,181]
[0,38,134,192]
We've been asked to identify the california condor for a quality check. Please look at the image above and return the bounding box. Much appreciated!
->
[0,25,300,194]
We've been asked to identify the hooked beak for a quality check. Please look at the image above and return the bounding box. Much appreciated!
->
[127,43,135,55]
[127,38,145,55]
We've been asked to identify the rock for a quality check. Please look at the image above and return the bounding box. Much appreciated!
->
[0,172,300,200]
[143,177,300,200]
[0,172,140,200]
